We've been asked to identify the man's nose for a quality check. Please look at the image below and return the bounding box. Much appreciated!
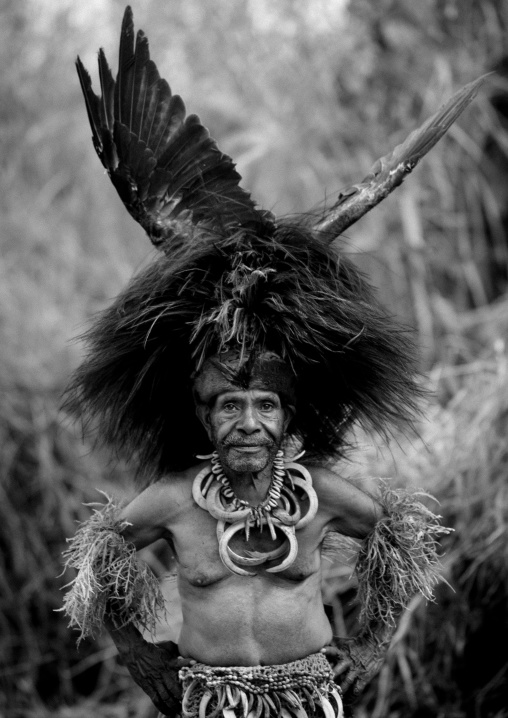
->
[237,406,261,434]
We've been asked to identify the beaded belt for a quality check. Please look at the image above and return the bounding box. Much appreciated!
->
[179,652,343,717]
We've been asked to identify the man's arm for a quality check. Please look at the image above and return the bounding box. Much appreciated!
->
[312,467,450,704]
[117,480,175,548]
[104,615,192,716]
[61,481,175,640]
[308,465,382,539]
[62,483,186,715]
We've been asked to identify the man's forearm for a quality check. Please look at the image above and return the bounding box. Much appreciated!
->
[104,615,188,716]
[326,619,397,706]
[325,483,450,706]
[62,498,184,714]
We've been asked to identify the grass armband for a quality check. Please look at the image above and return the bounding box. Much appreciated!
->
[61,495,165,642]
[355,483,451,637]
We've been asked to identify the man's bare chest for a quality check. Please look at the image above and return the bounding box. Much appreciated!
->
[165,495,328,586]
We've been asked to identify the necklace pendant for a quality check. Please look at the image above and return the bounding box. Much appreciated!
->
[197,452,319,577]
[244,518,251,542]
[265,512,277,541]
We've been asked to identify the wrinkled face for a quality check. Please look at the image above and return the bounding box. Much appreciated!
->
[197,389,292,475]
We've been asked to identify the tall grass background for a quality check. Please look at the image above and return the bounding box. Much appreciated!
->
[1,0,507,716]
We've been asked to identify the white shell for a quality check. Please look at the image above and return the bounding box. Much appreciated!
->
[265,526,298,573]
[191,465,214,510]
[206,483,251,523]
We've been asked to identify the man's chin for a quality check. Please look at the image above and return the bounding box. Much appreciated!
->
[219,446,271,474]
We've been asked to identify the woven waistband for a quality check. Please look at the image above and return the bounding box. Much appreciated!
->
[179,652,343,717]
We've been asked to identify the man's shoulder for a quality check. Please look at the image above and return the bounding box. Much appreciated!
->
[299,462,373,503]
[296,461,380,536]
[298,461,341,485]
[301,462,374,492]
[122,462,208,529]
[136,462,207,500]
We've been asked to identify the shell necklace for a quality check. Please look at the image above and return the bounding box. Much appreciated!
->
[192,450,318,576]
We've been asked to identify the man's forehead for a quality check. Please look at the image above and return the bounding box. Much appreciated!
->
[215,388,280,403]
[193,351,296,407]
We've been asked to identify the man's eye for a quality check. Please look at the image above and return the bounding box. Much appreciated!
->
[223,403,237,412]
[261,402,274,411]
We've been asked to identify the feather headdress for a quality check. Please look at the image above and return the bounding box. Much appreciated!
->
[68,7,485,484]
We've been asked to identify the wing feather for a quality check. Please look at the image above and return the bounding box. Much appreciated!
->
[142,73,165,149]
[97,50,115,131]
[115,6,135,128]
[76,59,102,153]
[77,5,273,253]
[131,31,151,138]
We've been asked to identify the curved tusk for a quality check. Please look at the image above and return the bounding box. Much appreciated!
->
[272,507,299,526]
[233,537,290,565]
[240,690,249,717]
[330,687,344,718]
[226,684,241,707]
[199,690,213,718]
[181,678,200,717]
[206,482,251,523]
[320,695,337,718]
[206,687,227,718]
[279,485,302,524]
[292,476,319,529]
[218,522,256,576]
[252,695,264,718]
[284,462,313,486]
[191,465,214,510]
[254,541,288,561]
[216,520,226,541]
[266,512,277,541]
[280,494,291,512]
[229,548,267,566]
[265,526,298,573]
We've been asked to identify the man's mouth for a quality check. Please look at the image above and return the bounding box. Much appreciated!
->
[229,445,265,452]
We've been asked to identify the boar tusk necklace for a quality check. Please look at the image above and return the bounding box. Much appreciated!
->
[192,450,318,576]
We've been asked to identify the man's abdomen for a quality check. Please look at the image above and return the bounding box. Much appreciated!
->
[177,571,333,666]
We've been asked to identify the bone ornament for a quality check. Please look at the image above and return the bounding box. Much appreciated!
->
[191,451,318,575]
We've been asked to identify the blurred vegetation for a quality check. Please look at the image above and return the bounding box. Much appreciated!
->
[1,0,508,716]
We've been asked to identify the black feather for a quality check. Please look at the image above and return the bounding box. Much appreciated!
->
[66,223,424,486]
[69,8,486,487]
[76,5,274,252]
[97,50,115,131]
[115,5,135,128]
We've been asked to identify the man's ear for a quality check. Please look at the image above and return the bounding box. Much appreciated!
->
[283,404,295,433]
[196,404,212,440]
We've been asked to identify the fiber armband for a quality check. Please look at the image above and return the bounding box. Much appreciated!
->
[355,483,451,639]
[61,495,165,641]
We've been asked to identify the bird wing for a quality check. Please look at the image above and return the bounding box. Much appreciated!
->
[76,6,274,253]
[313,74,489,239]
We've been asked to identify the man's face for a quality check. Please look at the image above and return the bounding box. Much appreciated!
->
[198,389,292,475]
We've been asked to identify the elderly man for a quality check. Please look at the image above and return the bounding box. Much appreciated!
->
[64,349,446,718]
[63,6,482,717]
[108,351,382,716]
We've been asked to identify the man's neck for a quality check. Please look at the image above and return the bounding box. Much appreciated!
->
[225,466,273,504]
